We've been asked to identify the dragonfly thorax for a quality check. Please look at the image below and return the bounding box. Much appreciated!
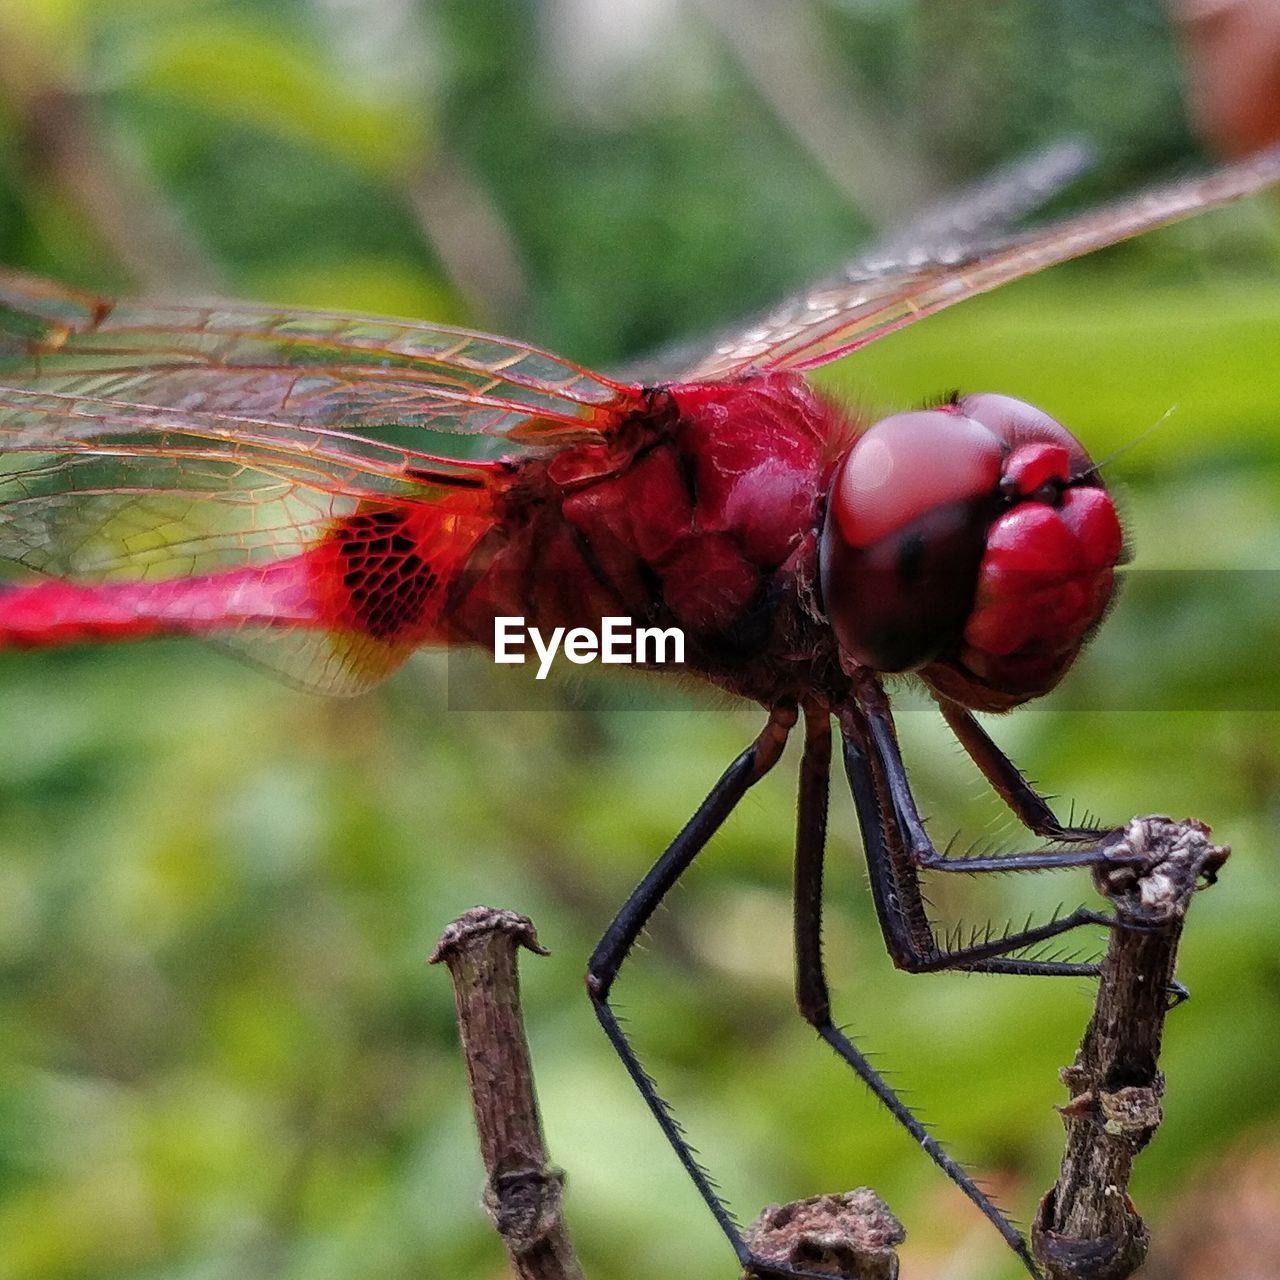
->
[819,393,1123,711]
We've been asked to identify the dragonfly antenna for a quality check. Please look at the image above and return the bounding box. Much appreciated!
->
[1082,404,1179,478]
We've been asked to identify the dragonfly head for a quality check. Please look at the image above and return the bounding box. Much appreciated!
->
[819,393,1123,711]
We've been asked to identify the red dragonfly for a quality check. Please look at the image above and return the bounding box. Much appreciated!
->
[1,146,1277,1278]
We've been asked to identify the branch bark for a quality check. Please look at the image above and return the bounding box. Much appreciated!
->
[430,907,585,1280]
[743,1191,904,1279]
[1032,815,1229,1280]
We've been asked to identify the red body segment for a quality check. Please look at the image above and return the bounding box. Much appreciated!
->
[443,375,846,696]
[0,561,321,646]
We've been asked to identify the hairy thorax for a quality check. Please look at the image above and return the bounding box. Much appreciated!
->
[446,372,855,704]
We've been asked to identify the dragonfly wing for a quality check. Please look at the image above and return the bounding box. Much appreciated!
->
[683,144,1280,379]
[0,271,115,347]
[0,385,499,693]
[625,139,1096,385]
[869,137,1095,262]
[0,278,644,443]
[0,278,652,691]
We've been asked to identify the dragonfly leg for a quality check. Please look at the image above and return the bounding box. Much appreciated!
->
[792,705,1042,1278]
[840,697,1113,981]
[586,704,835,1280]
[856,674,1143,876]
[843,699,1191,1013]
[937,699,1103,840]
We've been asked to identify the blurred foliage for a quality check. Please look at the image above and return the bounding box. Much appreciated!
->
[0,2,1279,1279]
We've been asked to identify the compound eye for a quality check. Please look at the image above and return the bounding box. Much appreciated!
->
[831,409,1004,548]
[959,393,1091,470]
[834,409,1003,550]
[822,408,1005,672]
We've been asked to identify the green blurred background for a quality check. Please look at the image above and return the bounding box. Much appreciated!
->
[0,2,1278,1278]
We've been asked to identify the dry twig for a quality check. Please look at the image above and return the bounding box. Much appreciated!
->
[1032,815,1228,1280]
[430,907,585,1280]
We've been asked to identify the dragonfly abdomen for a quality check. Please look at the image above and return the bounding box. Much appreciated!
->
[0,560,322,647]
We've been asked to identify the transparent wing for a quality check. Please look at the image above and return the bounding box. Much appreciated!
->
[871,137,1096,261]
[0,276,644,692]
[0,383,499,694]
[683,144,1280,380]
[0,275,642,442]
[0,382,487,575]
[623,139,1099,387]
